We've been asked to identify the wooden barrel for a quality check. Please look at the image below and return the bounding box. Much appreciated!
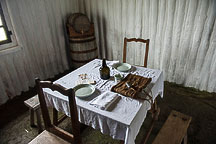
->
[69,36,98,68]
[67,13,91,34]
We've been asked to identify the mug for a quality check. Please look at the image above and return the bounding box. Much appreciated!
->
[114,74,123,84]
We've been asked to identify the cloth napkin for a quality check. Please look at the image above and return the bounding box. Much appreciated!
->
[76,73,96,85]
[90,91,120,110]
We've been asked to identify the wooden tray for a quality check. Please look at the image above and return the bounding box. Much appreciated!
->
[111,74,152,99]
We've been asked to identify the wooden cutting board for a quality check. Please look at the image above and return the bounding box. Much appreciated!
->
[111,74,152,99]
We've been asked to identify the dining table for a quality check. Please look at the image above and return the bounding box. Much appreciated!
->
[43,59,164,144]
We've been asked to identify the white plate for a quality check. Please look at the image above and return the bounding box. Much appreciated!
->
[74,84,95,98]
[112,63,132,72]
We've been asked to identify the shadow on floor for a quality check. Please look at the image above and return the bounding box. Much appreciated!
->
[0,81,216,144]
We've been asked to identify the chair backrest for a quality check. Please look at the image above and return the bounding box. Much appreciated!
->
[35,78,81,144]
[123,37,150,67]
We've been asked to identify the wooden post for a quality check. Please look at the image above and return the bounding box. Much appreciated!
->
[30,109,35,127]
[36,109,43,133]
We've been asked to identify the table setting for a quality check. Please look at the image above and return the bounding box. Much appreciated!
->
[43,59,164,144]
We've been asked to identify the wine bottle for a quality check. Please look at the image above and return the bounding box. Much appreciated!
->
[99,59,110,80]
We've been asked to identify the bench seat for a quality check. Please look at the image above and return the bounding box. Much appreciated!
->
[152,110,192,144]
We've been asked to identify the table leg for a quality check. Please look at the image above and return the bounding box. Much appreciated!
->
[53,108,58,125]
[53,108,68,125]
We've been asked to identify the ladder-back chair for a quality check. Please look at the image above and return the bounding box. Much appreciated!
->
[123,37,150,67]
[29,78,82,144]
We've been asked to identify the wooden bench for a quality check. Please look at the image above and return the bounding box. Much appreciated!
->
[24,95,68,133]
[24,95,42,133]
[152,110,192,144]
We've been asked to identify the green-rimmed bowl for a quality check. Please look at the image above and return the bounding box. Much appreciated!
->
[113,63,132,72]
[74,84,95,98]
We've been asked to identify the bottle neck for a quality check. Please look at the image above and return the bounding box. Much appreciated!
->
[102,59,107,67]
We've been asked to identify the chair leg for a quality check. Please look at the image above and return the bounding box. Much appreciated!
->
[182,132,188,144]
[53,108,58,125]
[35,109,43,133]
[30,109,35,127]
[141,99,160,144]
[142,108,160,144]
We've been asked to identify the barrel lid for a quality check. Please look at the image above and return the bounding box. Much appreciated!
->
[67,13,91,34]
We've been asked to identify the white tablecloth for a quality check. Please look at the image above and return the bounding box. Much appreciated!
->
[43,59,164,144]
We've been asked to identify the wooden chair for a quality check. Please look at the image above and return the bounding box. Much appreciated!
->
[29,78,82,144]
[123,38,150,67]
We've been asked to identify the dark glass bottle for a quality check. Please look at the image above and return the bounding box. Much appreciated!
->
[99,59,110,80]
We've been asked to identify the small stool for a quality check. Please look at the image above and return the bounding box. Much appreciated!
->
[152,110,192,144]
[24,95,42,133]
